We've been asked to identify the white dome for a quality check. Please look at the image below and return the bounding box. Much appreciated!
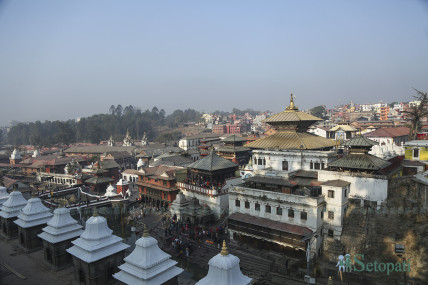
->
[137,158,144,168]
[10,148,21,160]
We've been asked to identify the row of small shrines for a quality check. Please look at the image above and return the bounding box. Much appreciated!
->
[0,187,251,285]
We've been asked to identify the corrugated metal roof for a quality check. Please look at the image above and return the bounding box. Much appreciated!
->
[245,132,335,150]
[263,110,321,123]
[187,152,238,171]
[228,212,313,237]
[364,127,409,138]
[342,136,378,147]
[328,154,390,170]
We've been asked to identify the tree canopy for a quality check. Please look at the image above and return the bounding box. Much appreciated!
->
[310,105,327,119]
[7,105,202,146]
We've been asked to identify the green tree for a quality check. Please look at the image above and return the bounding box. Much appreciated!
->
[310,105,326,119]
[403,89,428,140]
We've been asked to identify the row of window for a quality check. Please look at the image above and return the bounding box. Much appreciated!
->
[235,200,335,220]
[253,157,325,171]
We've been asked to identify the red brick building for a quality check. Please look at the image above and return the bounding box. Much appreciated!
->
[136,165,182,209]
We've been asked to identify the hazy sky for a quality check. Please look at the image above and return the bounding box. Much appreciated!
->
[0,0,427,126]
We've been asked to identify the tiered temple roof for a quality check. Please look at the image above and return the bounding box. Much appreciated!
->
[245,94,335,150]
[38,206,83,244]
[14,197,53,228]
[0,191,27,219]
[66,211,129,263]
[0,186,10,207]
[187,151,238,171]
[113,225,183,285]
[196,241,251,285]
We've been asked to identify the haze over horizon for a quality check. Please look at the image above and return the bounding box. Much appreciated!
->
[1,0,428,126]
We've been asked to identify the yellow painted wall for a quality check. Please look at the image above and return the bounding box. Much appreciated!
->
[405,147,428,160]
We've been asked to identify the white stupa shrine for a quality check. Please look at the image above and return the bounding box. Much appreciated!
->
[32,148,41,157]
[67,209,129,284]
[38,205,83,244]
[0,186,10,207]
[38,203,84,270]
[137,158,145,170]
[14,197,54,251]
[9,148,22,164]
[196,241,252,285]
[0,190,27,238]
[104,184,120,198]
[113,224,183,285]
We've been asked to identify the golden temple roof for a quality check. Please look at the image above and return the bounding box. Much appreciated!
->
[245,132,335,150]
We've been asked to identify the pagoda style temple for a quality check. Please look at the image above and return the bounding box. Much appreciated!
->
[216,135,251,165]
[113,225,183,285]
[67,210,129,285]
[38,203,84,270]
[328,136,391,174]
[245,94,335,151]
[0,186,10,207]
[196,241,251,285]
[0,190,27,239]
[185,150,239,191]
[14,197,54,252]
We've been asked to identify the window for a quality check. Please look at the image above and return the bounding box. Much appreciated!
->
[321,162,325,169]
[288,208,294,218]
[254,158,257,165]
[265,205,271,213]
[314,162,321,170]
[255,203,260,211]
[258,158,263,165]
[282,160,288,171]
[235,200,240,207]
[328,190,335,198]
[262,158,266,165]
[301,211,307,220]
[413,148,419,158]
[245,201,250,209]
[277,207,282,215]
[328,211,334,219]
[163,180,167,186]
[310,161,313,169]
[321,210,324,219]
[328,229,334,237]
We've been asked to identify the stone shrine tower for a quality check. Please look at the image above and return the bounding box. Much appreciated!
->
[14,197,53,252]
[0,190,27,239]
[38,203,84,270]
[67,210,129,285]
[113,225,183,285]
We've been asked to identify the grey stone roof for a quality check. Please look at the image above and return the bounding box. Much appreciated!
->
[321,180,351,187]
[221,135,248,143]
[187,152,238,171]
[342,136,378,148]
[328,154,391,171]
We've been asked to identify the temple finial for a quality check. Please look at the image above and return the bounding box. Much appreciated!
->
[220,240,229,256]
[286,92,298,111]
[143,224,149,237]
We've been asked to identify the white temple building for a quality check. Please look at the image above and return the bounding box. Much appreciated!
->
[14,197,54,251]
[67,210,129,284]
[0,186,10,207]
[196,241,252,285]
[113,225,183,285]
[38,204,84,270]
[0,190,28,239]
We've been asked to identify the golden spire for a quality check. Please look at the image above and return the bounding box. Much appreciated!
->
[220,240,229,256]
[286,92,298,111]
[143,224,149,237]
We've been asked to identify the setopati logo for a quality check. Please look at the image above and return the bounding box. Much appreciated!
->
[336,254,411,275]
